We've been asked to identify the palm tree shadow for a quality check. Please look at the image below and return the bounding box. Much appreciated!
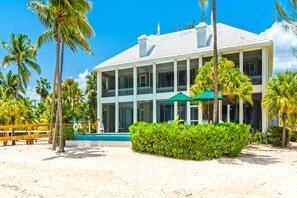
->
[236,153,281,165]
[43,147,106,161]
[218,152,281,165]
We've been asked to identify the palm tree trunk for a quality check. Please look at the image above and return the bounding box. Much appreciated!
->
[51,21,62,149]
[11,117,16,145]
[281,111,287,148]
[58,41,65,152]
[212,0,219,124]
[52,109,59,150]
[48,60,59,144]
[16,67,20,102]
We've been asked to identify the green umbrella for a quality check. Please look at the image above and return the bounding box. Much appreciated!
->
[166,92,193,102]
[193,90,224,123]
[193,90,224,101]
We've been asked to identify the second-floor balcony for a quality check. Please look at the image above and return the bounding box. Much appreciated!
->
[138,86,153,95]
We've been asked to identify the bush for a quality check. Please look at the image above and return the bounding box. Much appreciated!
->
[62,126,75,140]
[290,131,297,142]
[249,128,267,145]
[265,126,290,147]
[129,122,250,160]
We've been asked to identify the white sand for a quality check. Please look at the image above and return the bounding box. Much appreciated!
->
[0,140,296,198]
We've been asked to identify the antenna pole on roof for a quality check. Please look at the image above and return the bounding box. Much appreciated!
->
[157,23,160,36]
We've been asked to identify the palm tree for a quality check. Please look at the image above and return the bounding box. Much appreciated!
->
[28,0,94,152]
[0,71,25,100]
[35,77,51,102]
[62,78,84,119]
[262,71,297,147]
[191,57,253,107]
[198,0,219,123]
[1,33,41,101]
[275,1,297,58]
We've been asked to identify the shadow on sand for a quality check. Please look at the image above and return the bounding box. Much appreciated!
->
[218,153,281,165]
[42,147,106,161]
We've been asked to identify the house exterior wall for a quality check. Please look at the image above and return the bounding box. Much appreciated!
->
[97,46,272,133]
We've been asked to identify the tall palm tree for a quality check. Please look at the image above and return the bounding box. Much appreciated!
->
[28,0,94,152]
[198,0,219,123]
[0,71,25,100]
[1,33,41,101]
[262,71,297,147]
[191,58,253,106]
[35,77,51,102]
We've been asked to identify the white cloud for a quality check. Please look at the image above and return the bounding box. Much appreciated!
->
[26,86,40,102]
[75,69,90,92]
[260,22,297,74]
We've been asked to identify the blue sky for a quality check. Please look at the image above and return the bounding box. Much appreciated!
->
[0,0,295,99]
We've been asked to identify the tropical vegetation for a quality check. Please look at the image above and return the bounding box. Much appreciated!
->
[1,33,40,101]
[191,58,254,120]
[262,71,297,147]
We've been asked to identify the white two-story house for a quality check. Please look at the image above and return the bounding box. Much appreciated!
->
[94,22,274,133]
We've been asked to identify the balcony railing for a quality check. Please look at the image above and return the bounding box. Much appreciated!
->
[137,86,153,95]
[249,75,262,85]
[157,86,174,93]
[102,89,115,97]
[178,85,187,91]
[119,88,133,96]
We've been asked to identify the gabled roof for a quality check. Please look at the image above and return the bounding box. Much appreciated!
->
[95,23,273,70]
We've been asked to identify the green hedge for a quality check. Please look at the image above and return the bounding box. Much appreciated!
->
[129,122,250,160]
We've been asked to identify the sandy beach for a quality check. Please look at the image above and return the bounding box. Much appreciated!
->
[0,140,296,198]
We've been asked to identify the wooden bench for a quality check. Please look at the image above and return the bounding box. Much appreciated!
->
[0,134,49,146]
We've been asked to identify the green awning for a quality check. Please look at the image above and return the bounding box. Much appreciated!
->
[193,90,224,101]
[166,92,193,102]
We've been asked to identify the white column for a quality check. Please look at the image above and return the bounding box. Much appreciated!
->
[199,56,203,68]
[227,104,230,122]
[115,68,119,133]
[239,51,244,124]
[198,56,203,124]
[133,66,137,123]
[153,63,157,123]
[239,100,243,124]
[174,59,178,118]
[239,51,243,72]
[198,104,203,124]
[219,97,222,122]
[262,47,269,133]
[186,58,191,124]
[97,71,102,133]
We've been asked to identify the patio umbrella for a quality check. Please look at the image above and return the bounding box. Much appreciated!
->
[166,92,193,122]
[166,92,193,102]
[193,90,223,123]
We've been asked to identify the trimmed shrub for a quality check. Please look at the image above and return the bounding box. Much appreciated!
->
[265,126,290,147]
[129,122,250,160]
